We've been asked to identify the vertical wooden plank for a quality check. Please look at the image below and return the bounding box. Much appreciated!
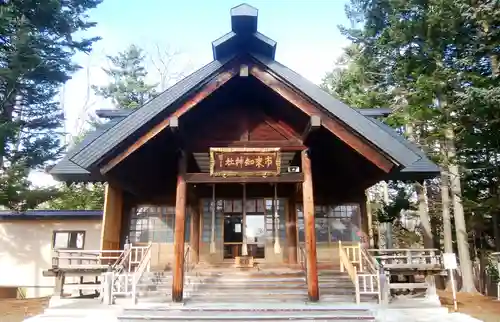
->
[100,183,123,251]
[302,150,319,301]
[287,195,298,264]
[190,200,201,264]
[172,151,187,303]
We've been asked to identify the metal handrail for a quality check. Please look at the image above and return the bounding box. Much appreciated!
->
[184,245,191,274]
[131,242,152,304]
[113,247,132,274]
[299,244,307,285]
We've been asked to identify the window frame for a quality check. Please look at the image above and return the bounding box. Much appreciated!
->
[128,205,190,244]
[52,230,86,250]
[297,203,361,244]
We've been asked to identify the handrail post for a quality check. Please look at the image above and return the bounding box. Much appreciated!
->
[358,242,363,272]
[338,241,343,272]
[354,266,360,304]
[132,273,137,304]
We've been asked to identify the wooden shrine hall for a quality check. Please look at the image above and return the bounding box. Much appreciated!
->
[49,3,440,303]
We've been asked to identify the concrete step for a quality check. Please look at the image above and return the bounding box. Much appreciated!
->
[119,307,375,321]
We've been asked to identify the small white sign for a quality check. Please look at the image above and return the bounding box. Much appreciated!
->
[443,253,458,270]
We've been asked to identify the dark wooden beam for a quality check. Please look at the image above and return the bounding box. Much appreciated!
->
[187,140,305,151]
[190,200,200,264]
[185,172,304,184]
[287,194,298,265]
[301,150,319,302]
[250,66,395,173]
[101,68,237,174]
[302,115,321,141]
[172,151,187,302]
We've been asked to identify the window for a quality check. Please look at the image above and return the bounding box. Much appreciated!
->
[297,203,361,243]
[128,205,190,243]
[52,231,85,249]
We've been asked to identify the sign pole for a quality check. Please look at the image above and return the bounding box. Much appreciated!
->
[443,253,458,312]
[449,268,458,311]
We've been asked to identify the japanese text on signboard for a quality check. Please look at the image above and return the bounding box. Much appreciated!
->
[210,148,281,176]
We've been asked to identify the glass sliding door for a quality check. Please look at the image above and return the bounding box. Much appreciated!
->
[245,212,266,258]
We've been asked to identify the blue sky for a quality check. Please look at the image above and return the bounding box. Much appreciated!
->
[33,0,352,185]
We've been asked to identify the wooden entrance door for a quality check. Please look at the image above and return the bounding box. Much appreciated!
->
[223,213,243,259]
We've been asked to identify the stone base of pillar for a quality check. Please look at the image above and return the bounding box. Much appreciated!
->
[274,241,281,254]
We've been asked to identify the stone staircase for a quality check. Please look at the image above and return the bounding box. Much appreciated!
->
[118,305,376,321]
[132,264,377,304]
[115,264,378,321]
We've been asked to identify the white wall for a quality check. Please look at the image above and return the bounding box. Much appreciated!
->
[0,219,102,298]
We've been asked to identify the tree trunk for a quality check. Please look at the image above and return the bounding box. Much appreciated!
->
[440,162,454,290]
[493,211,500,252]
[445,126,478,293]
[440,147,453,254]
[415,181,433,249]
[406,124,434,249]
[381,181,392,248]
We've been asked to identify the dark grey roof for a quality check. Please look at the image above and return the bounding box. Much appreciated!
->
[368,118,440,179]
[0,210,102,220]
[69,57,234,169]
[250,53,425,169]
[49,3,439,182]
[49,118,124,181]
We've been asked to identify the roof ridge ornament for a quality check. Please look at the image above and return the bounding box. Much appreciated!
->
[212,3,276,60]
[231,3,258,34]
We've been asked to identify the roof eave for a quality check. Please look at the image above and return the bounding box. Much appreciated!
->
[70,57,236,170]
[249,53,421,167]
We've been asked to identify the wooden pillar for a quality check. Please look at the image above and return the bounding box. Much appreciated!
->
[359,192,371,248]
[172,151,187,302]
[301,150,319,302]
[54,273,65,298]
[100,183,123,251]
[190,201,200,264]
[287,195,298,264]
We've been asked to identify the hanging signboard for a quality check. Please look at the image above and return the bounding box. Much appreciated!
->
[443,253,457,270]
[209,147,281,177]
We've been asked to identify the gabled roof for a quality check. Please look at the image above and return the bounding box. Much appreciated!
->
[68,57,233,169]
[368,119,441,180]
[49,3,439,182]
[50,118,124,182]
[250,53,422,168]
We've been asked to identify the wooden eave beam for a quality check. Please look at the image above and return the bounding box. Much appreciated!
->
[185,172,304,183]
[302,115,321,141]
[187,139,305,151]
[100,68,237,175]
[250,66,395,173]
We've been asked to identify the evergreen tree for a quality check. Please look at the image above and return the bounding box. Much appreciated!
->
[49,44,159,210]
[93,44,157,109]
[327,0,500,292]
[0,0,102,211]
[47,182,104,210]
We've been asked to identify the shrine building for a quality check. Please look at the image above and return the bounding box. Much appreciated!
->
[48,3,439,303]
